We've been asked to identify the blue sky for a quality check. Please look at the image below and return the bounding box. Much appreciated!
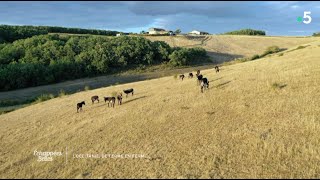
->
[1,1,320,36]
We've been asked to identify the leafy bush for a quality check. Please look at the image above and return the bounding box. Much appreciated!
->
[251,54,260,60]
[296,46,307,50]
[261,46,281,57]
[168,47,209,67]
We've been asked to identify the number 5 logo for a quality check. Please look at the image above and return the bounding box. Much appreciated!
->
[303,11,312,24]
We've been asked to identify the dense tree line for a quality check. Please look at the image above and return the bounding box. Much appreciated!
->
[0,25,48,43]
[45,26,120,36]
[0,25,120,43]
[223,29,266,36]
[0,35,208,91]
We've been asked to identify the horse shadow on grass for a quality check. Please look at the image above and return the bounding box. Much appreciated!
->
[209,77,223,83]
[215,81,232,88]
[122,96,148,105]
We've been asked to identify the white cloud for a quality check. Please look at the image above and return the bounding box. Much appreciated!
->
[291,5,300,9]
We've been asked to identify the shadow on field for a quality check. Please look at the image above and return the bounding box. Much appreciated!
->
[216,81,232,88]
[209,77,223,83]
[207,51,243,63]
[122,96,148,105]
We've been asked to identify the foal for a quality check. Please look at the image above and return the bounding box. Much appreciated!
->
[117,93,123,105]
[91,95,99,104]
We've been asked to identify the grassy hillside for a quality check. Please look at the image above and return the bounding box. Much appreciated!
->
[145,35,320,62]
[0,40,320,178]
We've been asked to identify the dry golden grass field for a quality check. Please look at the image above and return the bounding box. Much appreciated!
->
[145,35,320,62]
[0,39,320,178]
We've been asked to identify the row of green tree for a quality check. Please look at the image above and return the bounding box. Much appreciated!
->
[0,34,209,91]
[223,29,266,36]
[313,32,320,36]
[0,25,121,43]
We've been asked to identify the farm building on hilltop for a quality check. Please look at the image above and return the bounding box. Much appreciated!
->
[116,33,129,36]
[189,30,209,35]
[148,28,168,35]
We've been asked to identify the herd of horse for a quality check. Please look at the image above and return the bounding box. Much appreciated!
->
[76,66,220,113]
[179,65,220,93]
[76,88,134,112]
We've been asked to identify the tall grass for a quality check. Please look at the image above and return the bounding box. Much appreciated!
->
[34,94,55,103]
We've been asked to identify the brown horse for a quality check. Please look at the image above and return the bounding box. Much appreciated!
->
[104,97,116,108]
[91,96,99,104]
[179,74,185,81]
[117,93,123,105]
[214,66,220,73]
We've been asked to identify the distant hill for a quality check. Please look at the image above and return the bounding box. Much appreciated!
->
[144,35,320,62]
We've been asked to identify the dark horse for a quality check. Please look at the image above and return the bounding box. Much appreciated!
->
[214,66,220,73]
[77,101,85,113]
[179,74,185,81]
[196,74,203,85]
[200,78,209,93]
[123,88,134,98]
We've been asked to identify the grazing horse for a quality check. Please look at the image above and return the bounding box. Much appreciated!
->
[117,93,123,105]
[104,97,116,108]
[123,88,134,98]
[179,74,185,81]
[188,73,193,78]
[200,78,209,93]
[77,101,85,113]
[214,66,220,73]
[91,95,99,104]
[196,74,203,85]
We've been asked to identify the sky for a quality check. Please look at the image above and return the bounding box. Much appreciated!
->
[0,1,320,36]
